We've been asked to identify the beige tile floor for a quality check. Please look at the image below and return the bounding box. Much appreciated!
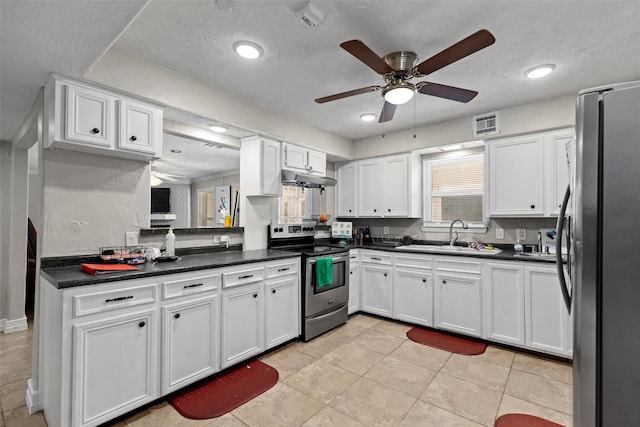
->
[0,314,573,427]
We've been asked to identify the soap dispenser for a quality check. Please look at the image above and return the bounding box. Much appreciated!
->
[165,229,176,256]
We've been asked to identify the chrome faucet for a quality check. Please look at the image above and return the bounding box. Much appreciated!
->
[448,219,468,246]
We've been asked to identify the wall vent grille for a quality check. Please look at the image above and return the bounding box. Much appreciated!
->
[473,111,499,137]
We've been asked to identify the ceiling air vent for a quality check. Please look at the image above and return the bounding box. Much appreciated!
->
[473,111,499,137]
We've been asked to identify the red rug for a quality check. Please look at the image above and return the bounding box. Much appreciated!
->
[495,414,565,427]
[168,359,279,419]
[406,327,487,355]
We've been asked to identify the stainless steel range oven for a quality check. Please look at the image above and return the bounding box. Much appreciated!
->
[267,223,350,341]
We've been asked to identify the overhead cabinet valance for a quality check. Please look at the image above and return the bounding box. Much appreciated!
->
[44,75,164,161]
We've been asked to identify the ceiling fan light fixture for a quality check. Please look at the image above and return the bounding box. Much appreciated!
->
[359,113,377,122]
[233,41,263,59]
[525,64,556,79]
[383,83,415,105]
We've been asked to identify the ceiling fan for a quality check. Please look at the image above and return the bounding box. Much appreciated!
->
[315,30,495,123]
[151,170,186,186]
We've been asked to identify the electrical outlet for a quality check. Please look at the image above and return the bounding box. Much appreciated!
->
[125,231,138,246]
[383,226,389,235]
[516,228,527,241]
[495,228,505,240]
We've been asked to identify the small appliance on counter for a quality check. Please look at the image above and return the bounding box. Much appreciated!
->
[331,221,352,245]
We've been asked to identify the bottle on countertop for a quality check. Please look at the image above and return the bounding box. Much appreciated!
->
[165,228,176,256]
[514,239,523,254]
[364,226,371,244]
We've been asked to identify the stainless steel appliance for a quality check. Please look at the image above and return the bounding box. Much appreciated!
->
[556,81,640,427]
[267,223,349,341]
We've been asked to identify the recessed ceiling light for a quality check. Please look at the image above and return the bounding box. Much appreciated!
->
[359,113,377,122]
[525,64,556,79]
[233,41,263,59]
[209,124,228,133]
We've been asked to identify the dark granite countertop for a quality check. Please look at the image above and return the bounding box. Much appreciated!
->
[328,242,560,263]
[41,249,301,289]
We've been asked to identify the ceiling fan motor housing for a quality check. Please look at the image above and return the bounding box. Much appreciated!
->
[383,51,418,74]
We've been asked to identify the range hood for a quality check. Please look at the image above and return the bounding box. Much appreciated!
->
[281,170,337,189]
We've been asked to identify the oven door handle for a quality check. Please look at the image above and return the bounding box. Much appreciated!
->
[307,255,348,265]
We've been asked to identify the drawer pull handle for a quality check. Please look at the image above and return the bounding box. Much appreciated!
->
[371,257,381,261]
[105,295,134,303]
[174,313,181,319]
[138,321,146,328]
[277,268,289,272]
[183,283,203,289]
[239,275,254,279]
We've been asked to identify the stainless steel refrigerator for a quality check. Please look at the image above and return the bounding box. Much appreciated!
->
[556,81,640,427]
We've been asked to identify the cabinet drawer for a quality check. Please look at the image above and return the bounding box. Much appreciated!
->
[266,260,299,278]
[360,251,393,265]
[223,267,265,288]
[349,250,360,262]
[394,255,432,270]
[162,273,219,300]
[435,258,482,274]
[73,284,157,318]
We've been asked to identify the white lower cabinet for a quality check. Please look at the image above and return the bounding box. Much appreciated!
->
[265,275,299,349]
[162,295,219,394]
[393,268,433,327]
[348,250,360,314]
[361,263,393,317]
[72,309,158,427]
[221,282,264,369]
[524,265,571,356]
[434,272,483,337]
[484,262,525,346]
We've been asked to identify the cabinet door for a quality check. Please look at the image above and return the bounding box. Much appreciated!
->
[348,261,360,314]
[361,264,392,317]
[221,284,264,368]
[73,309,157,427]
[488,135,544,216]
[162,296,219,394]
[382,155,409,216]
[484,263,525,345]
[337,162,358,217]
[64,83,115,149]
[262,139,281,196]
[265,276,300,349]
[358,159,382,216]
[547,129,574,216]
[434,273,482,337]
[118,99,161,155]
[393,268,433,327]
[307,149,326,176]
[524,266,570,356]
[283,143,308,171]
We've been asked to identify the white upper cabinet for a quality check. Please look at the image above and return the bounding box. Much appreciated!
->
[241,136,281,197]
[282,142,326,176]
[487,128,573,217]
[339,152,421,219]
[336,162,358,217]
[45,75,163,160]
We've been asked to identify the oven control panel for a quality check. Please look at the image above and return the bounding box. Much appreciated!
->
[269,222,316,238]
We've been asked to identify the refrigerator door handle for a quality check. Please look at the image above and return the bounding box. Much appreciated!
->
[555,185,572,313]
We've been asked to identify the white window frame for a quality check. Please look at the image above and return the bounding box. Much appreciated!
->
[273,185,314,223]
[421,152,488,232]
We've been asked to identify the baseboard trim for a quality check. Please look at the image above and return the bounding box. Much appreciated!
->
[2,316,28,333]
[26,378,42,414]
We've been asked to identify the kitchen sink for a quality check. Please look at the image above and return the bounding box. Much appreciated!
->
[396,244,502,256]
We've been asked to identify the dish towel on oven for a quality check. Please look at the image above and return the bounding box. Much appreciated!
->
[315,258,333,287]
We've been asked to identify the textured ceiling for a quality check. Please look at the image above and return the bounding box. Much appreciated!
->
[2,0,640,178]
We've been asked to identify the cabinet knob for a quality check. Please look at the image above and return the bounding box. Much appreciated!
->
[388,208,391,212]
[348,209,352,213]
[530,204,536,209]
[174,313,180,319]
[384,273,387,277]
[138,321,146,328]
[253,293,258,298]
[129,135,137,141]
[91,128,100,134]
[422,279,426,283]
[442,280,447,285]
[350,271,353,275]
[373,209,377,212]
[272,289,276,294]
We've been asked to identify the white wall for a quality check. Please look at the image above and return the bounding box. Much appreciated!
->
[41,150,150,257]
[352,94,575,159]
